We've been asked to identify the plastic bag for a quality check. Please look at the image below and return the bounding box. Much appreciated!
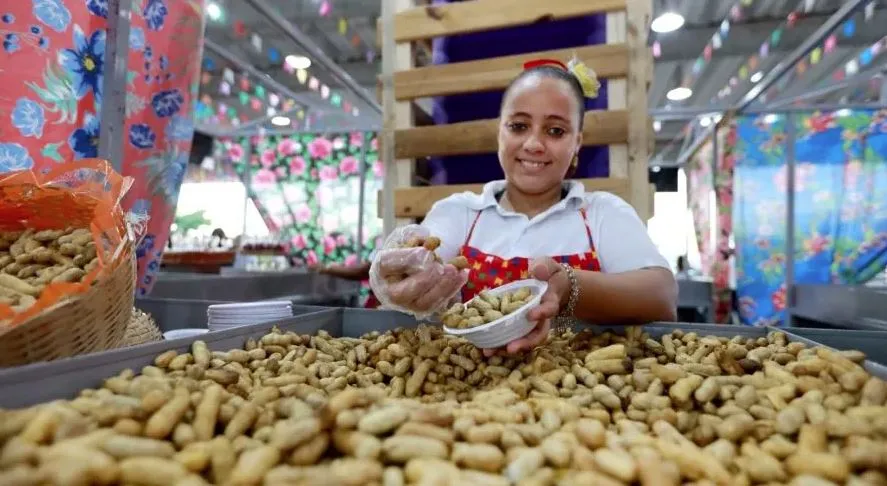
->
[0,159,141,325]
[369,224,468,319]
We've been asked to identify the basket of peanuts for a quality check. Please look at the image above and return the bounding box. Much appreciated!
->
[441,279,548,349]
[0,160,138,367]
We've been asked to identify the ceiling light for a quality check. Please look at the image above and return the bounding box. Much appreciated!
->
[652,166,661,173]
[763,113,779,124]
[285,55,311,69]
[651,12,685,33]
[271,116,291,127]
[666,86,692,101]
[835,108,852,117]
[750,71,764,83]
[206,2,223,21]
[699,116,712,128]
[653,120,662,132]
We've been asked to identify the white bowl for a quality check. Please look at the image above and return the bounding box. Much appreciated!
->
[163,328,209,340]
[443,279,548,349]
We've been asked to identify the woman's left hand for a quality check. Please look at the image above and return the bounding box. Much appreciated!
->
[482,258,570,356]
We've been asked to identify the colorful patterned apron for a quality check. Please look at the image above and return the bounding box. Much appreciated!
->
[365,206,601,308]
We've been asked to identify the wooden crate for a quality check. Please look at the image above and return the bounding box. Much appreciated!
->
[378,0,654,233]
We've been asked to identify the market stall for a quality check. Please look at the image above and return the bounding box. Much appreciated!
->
[377,0,655,234]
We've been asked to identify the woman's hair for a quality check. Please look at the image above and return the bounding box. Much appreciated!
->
[676,255,689,272]
[501,63,587,130]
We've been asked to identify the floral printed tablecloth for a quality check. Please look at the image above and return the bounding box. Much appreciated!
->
[733,110,887,326]
[0,0,204,296]
[216,131,384,303]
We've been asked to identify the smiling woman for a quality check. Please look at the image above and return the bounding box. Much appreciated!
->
[367,59,677,355]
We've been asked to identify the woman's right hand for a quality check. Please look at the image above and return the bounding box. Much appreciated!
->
[370,246,467,315]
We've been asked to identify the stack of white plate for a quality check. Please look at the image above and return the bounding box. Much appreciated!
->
[207,301,293,332]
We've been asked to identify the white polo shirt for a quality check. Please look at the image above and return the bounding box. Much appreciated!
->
[420,180,669,273]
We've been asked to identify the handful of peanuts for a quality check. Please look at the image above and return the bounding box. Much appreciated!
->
[1,323,886,486]
[442,287,536,329]
[0,228,98,312]
[383,235,469,285]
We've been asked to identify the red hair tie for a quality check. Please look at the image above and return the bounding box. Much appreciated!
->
[523,58,568,71]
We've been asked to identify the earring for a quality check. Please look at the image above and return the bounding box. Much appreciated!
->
[570,154,578,169]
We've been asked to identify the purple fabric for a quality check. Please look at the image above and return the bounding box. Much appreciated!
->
[429,2,610,184]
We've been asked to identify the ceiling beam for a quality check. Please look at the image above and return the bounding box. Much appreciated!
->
[655,8,886,63]
[203,39,317,109]
[243,0,382,114]
[674,0,869,166]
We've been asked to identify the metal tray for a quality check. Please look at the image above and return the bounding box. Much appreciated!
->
[1,308,885,409]
[147,272,360,302]
[777,327,887,365]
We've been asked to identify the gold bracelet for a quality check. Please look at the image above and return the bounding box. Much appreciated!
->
[554,263,579,333]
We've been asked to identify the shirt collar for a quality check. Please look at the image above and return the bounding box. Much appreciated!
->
[465,179,587,211]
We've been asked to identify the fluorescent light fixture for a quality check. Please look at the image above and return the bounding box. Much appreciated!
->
[666,86,692,101]
[651,12,685,33]
[763,113,779,124]
[206,2,223,21]
[271,116,291,127]
[835,108,852,117]
[653,120,662,132]
[750,71,764,83]
[285,55,311,69]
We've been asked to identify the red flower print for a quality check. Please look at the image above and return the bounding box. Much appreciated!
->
[308,137,332,159]
[339,156,358,175]
[319,165,337,181]
[291,234,307,250]
[771,284,786,311]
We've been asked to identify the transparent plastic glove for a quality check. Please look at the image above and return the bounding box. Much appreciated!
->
[369,225,468,319]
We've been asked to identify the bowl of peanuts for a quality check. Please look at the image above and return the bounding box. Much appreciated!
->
[441,279,548,348]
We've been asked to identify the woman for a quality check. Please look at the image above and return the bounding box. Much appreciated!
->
[369,57,677,354]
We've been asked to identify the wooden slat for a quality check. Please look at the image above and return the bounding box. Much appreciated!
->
[392,44,629,100]
[390,0,627,43]
[396,110,631,159]
[625,0,653,222]
[383,178,631,218]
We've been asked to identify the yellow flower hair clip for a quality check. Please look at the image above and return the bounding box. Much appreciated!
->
[567,55,601,99]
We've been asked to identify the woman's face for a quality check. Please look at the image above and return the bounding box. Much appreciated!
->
[498,75,583,195]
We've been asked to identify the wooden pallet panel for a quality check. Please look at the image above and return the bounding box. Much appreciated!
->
[383,178,631,218]
[395,110,630,159]
[626,0,653,221]
[390,0,627,43]
[392,44,629,100]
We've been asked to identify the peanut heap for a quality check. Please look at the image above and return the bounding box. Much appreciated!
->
[384,236,469,285]
[1,325,886,486]
[0,228,98,312]
[442,287,536,330]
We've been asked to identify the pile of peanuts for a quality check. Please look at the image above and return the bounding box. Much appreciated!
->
[0,228,97,312]
[1,324,886,485]
[442,287,536,329]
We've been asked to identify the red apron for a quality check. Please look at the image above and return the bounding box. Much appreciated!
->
[365,207,601,308]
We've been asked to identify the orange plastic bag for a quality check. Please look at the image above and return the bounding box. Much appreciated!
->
[0,159,135,325]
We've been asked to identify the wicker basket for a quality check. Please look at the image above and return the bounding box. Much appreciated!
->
[122,307,163,347]
[0,245,136,367]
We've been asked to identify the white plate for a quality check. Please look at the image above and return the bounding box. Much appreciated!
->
[207,301,291,310]
[163,328,209,340]
[207,310,292,317]
[443,279,548,349]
